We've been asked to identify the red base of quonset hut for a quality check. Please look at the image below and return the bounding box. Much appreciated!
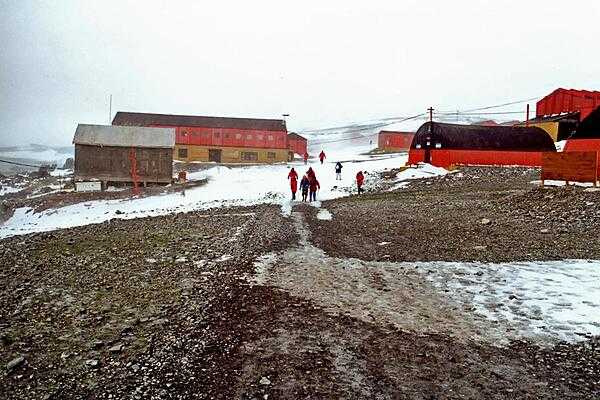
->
[378,131,415,152]
[408,122,556,168]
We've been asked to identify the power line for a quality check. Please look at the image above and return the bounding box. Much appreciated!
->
[460,96,540,112]
[0,158,43,168]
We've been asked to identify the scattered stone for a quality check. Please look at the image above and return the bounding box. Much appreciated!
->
[480,218,491,225]
[115,210,124,215]
[259,377,271,386]
[85,359,99,368]
[7,355,25,371]
[109,344,123,353]
[540,229,550,234]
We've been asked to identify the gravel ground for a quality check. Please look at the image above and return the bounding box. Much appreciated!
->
[1,166,600,399]
[307,166,600,262]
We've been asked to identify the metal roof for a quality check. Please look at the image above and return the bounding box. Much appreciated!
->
[413,122,556,151]
[112,112,287,131]
[73,124,175,148]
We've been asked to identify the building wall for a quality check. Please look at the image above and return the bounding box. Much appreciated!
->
[175,144,290,163]
[537,89,600,120]
[150,125,288,150]
[378,132,414,151]
[288,137,308,155]
[75,144,173,183]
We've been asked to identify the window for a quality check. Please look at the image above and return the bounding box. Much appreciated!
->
[235,133,242,139]
[246,134,252,140]
[268,135,274,141]
[258,134,264,140]
[224,133,230,139]
[178,148,188,158]
[241,152,258,161]
[214,132,220,138]
[267,152,276,159]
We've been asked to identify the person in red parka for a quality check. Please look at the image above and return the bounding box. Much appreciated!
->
[356,171,365,194]
[309,176,320,202]
[303,152,309,165]
[288,167,298,200]
[319,150,326,165]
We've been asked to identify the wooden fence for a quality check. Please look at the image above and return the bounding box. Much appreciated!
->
[541,152,598,187]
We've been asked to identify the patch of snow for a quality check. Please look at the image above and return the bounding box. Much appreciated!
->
[395,163,450,182]
[0,186,23,196]
[420,259,600,343]
[0,147,407,238]
[555,140,567,152]
[531,180,594,188]
[316,209,332,221]
[50,169,72,177]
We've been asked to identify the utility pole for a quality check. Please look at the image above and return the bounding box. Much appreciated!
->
[282,113,290,129]
[526,104,530,127]
[428,107,434,124]
[109,94,113,124]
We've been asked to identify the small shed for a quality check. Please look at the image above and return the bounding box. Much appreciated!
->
[408,122,555,168]
[73,124,175,186]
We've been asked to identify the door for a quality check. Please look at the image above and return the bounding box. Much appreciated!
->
[424,135,432,163]
[209,149,222,163]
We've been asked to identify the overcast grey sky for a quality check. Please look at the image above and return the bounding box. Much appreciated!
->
[1,0,599,146]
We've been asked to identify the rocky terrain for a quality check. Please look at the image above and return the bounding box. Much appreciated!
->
[1,167,599,399]
[308,167,600,262]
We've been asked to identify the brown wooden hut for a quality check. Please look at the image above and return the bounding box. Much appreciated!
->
[73,124,175,187]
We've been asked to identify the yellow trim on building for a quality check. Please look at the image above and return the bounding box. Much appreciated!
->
[517,122,559,142]
[174,144,291,163]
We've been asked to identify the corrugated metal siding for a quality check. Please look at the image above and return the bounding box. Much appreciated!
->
[537,89,600,120]
[154,125,288,150]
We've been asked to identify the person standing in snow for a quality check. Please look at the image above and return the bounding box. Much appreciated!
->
[335,162,343,180]
[288,167,298,200]
[306,167,315,180]
[303,152,309,165]
[309,175,320,202]
[300,174,310,202]
[356,171,365,194]
[319,150,326,165]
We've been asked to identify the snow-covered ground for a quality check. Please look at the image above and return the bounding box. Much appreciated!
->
[0,151,408,238]
[421,259,600,343]
[0,185,24,197]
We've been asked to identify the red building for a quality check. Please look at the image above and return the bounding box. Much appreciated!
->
[536,88,600,121]
[287,132,308,156]
[377,131,415,152]
[408,122,556,168]
[112,112,289,163]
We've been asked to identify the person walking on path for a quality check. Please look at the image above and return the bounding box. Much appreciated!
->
[300,174,310,202]
[288,168,298,200]
[303,152,309,165]
[335,162,343,180]
[307,167,315,180]
[356,171,365,194]
[319,150,326,165]
[309,176,320,202]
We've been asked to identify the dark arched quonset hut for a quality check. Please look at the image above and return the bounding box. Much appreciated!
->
[408,122,556,168]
